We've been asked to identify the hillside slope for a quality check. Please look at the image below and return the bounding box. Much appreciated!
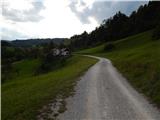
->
[2,56,97,120]
[78,31,160,107]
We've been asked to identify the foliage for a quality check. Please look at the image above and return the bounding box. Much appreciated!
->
[79,30,160,107]
[1,61,13,83]
[1,40,12,46]
[69,1,160,50]
[1,40,72,83]
[36,53,68,74]
[152,23,160,40]
[104,43,115,51]
[2,56,97,120]
[8,38,66,47]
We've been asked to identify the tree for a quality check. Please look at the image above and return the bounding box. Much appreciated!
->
[69,1,160,51]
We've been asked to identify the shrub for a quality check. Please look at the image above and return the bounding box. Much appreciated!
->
[36,53,69,74]
[104,43,115,51]
[1,62,13,83]
[152,24,160,40]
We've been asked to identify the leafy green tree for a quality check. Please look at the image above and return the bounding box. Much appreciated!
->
[69,1,160,50]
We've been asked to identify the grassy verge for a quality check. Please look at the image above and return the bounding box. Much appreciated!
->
[2,55,97,120]
[78,31,160,107]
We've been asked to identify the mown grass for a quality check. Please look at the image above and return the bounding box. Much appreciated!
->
[78,31,160,107]
[2,55,97,120]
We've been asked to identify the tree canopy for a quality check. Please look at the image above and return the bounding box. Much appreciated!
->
[69,1,160,50]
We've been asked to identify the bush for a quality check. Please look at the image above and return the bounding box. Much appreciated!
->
[104,43,115,51]
[1,62,13,83]
[36,53,68,74]
[152,24,160,40]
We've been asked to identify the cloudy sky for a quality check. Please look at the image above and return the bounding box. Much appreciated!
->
[0,0,148,40]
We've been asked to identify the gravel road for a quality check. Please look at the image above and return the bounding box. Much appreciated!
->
[58,55,160,120]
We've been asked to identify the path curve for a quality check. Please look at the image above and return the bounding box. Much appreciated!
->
[58,55,160,120]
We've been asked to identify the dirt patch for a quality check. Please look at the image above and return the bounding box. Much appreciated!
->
[37,95,66,120]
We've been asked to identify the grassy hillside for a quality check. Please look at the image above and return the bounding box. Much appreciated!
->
[2,58,41,83]
[77,44,105,54]
[2,55,97,120]
[13,59,41,79]
[78,31,160,107]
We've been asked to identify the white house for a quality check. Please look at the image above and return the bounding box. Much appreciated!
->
[61,48,69,56]
[52,48,60,56]
[52,48,70,56]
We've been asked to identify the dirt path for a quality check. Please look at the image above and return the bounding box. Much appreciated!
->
[58,56,160,120]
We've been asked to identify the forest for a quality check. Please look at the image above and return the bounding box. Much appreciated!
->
[69,1,160,50]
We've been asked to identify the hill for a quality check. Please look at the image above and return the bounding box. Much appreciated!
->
[78,30,160,107]
[2,55,97,120]
[69,1,160,50]
[1,38,67,47]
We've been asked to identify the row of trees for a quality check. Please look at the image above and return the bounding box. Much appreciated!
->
[1,40,69,82]
[1,41,66,64]
[69,1,160,50]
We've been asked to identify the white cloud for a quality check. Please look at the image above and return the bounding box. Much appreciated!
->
[69,0,148,24]
[1,0,148,40]
[2,0,45,22]
[2,0,33,10]
[1,0,98,40]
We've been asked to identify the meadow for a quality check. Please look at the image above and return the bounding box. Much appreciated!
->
[2,55,97,120]
[78,31,160,107]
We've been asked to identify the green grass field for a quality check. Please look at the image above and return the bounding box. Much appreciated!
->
[78,31,160,107]
[2,55,97,120]
[77,44,105,54]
